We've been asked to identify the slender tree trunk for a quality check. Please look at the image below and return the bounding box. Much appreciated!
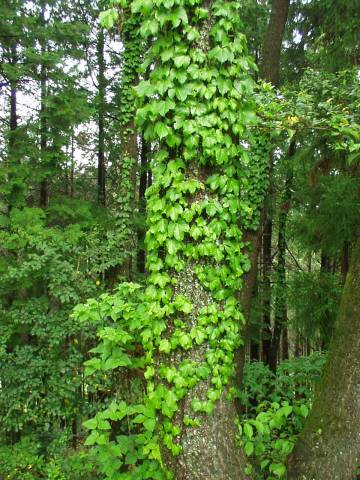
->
[287,238,360,480]
[320,251,332,349]
[234,0,290,386]
[258,0,290,369]
[39,3,48,208]
[97,28,106,206]
[261,212,273,365]
[137,135,149,274]
[116,24,142,280]
[9,45,18,147]
[281,326,289,360]
[260,0,290,86]
[268,143,295,370]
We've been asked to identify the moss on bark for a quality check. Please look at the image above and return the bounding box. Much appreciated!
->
[287,238,360,480]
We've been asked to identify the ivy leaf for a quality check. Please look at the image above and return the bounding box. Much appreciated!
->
[166,239,179,255]
[155,122,171,140]
[131,0,152,14]
[99,9,118,30]
[269,463,286,478]
[140,18,159,38]
[134,81,154,98]
[144,418,156,432]
[174,55,191,68]
[244,441,254,456]
[243,423,253,439]
[159,339,171,353]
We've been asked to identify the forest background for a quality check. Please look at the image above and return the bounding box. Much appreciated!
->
[0,0,359,479]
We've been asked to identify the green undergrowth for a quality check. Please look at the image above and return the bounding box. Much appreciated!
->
[0,433,97,480]
[238,354,326,479]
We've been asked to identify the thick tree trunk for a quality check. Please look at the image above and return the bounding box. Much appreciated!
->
[287,237,360,480]
[97,28,106,206]
[164,265,247,480]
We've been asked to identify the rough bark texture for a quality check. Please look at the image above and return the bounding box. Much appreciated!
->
[261,212,273,366]
[287,238,360,480]
[97,28,106,206]
[163,231,247,480]
[260,0,290,86]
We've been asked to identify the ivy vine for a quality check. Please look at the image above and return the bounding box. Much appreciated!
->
[76,0,270,477]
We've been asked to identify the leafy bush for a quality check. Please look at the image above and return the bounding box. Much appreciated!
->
[0,435,98,480]
[239,354,325,479]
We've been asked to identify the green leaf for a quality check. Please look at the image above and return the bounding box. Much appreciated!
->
[155,122,171,140]
[99,9,118,30]
[174,55,191,68]
[269,463,286,478]
[244,441,254,456]
[243,423,253,439]
[159,339,171,353]
[134,81,154,98]
[300,404,309,418]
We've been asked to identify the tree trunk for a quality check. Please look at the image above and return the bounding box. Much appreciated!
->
[116,24,142,280]
[341,240,350,282]
[259,0,290,369]
[137,0,263,476]
[137,135,150,274]
[287,237,360,480]
[261,212,273,365]
[234,0,290,389]
[97,27,106,206]
[260,0,290,86]
[39,4,48,208]
[269,143,294,370]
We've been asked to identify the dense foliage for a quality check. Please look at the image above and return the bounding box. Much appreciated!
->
[0,0,359,478]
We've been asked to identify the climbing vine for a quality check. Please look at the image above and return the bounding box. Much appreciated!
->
[108,9,144,278]
[75,0,270,477]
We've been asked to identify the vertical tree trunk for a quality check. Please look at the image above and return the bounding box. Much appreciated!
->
[341,240,350,282]
[268,143,294,370]
[259,0,290,370]
[9,45,18,147]
[116,23,142,280]
[39,4,48,208]
[287,238,360,480]
[261,212,273,366]
[135,0,264,475]
[97,28,106,206]
[137,135,149,274]
[260,0,290,86]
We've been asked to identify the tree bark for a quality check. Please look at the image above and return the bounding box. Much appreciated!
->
[268,143,294,370]
[39,3,48,208]
[287,237,360,480]
[260,0,290,86]
[234,0,290,386]
[261,212,273,366]
[137,135,149,274]
[258,0,290,369]
[97,27,106,206]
